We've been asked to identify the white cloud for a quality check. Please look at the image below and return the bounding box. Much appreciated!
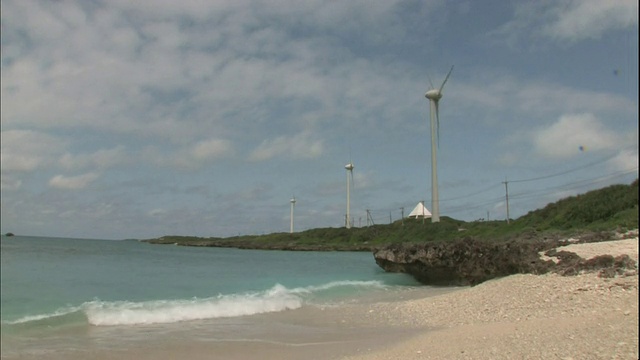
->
[191,139,234,160]
[0,0,429,144]
[515,83,636,116]
[49,172,99,189]
[249,131,324,161]
[532,113,619,158]
[0,130,67,172]
[493,0,638,45]
[541,0,638,41]
[456,74,637,119]
[1,176,22,191]
[140,139,234,169]
[148,208,167,217]
[59,145,129,169]
[609,149,639,173]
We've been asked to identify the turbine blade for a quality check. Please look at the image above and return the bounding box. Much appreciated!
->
[427,75,435,90]
[350,169,355,190]
[439,65,454,92]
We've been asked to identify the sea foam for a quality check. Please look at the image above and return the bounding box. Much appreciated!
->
[85,281,384,326]
[4,281,387,327]
[84,284,300,326]
[4,307,81,325]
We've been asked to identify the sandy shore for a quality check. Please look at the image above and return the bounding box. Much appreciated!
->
[342,238,639,360]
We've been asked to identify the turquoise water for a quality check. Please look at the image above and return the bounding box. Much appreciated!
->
[1,235,424,357]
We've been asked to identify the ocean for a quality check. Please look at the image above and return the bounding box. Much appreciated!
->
[1,235,451,359]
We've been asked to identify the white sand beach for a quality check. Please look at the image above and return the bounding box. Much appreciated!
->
[341,238,639,360]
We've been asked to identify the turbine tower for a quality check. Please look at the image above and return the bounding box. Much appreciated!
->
[289,196,296,233]
[424,65,453,223]
[345,162,354,229]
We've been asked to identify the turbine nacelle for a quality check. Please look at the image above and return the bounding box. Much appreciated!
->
[425,65,453,101]
[345,163,354,171]
[425,89,442,101]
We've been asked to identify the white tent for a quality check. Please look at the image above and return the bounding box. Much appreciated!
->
[408,201,432,218]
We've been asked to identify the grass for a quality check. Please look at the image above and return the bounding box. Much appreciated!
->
[146,179,638,249]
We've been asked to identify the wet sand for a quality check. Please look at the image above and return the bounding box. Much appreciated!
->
[4,286,455,360]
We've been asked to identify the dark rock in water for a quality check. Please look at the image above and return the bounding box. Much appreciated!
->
[373,238,557,286]
[5,232,15,237]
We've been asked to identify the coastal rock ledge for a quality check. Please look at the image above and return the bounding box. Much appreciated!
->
[373,236,637,286]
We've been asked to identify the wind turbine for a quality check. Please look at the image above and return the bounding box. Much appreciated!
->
[289,196,296,233]
[424,65,453,223]
[345,161,355,229]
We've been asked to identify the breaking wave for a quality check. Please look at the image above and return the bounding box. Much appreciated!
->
[4,280,385,327]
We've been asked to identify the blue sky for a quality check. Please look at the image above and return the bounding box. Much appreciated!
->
[1,0,638,240]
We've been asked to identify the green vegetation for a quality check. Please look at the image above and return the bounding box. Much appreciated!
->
[145,179,638,250]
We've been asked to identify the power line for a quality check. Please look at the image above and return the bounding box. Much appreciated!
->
[438,168,637,219]
[509,152,619,183]
[442,196,506,214]
[439,183,502,202]
[509,168,638,201]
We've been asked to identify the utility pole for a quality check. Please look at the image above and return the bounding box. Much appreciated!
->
[366,209,375,226]
[389,211,392,224]
[502,178,510,224]
[400,207,404,226]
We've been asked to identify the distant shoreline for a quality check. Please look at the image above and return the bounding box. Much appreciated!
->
[143,235,375,251]
[142,228,636,253]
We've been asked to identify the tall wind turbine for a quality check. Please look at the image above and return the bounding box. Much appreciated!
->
[424,65,453,223]
[345,161,354,229]
[289,196,296,233]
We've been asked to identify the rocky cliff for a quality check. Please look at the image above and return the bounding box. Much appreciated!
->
[373,235,637,286]
[373,238,556,286]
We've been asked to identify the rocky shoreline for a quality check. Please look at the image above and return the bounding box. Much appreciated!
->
[146,229,639,287]
[373,230,639,286]
[144,236,373,251]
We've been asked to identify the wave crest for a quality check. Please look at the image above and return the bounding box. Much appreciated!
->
[86,285,301,326]
[5,280,387,327]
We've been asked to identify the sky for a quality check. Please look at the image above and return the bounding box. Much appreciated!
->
[1,0,638,240]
